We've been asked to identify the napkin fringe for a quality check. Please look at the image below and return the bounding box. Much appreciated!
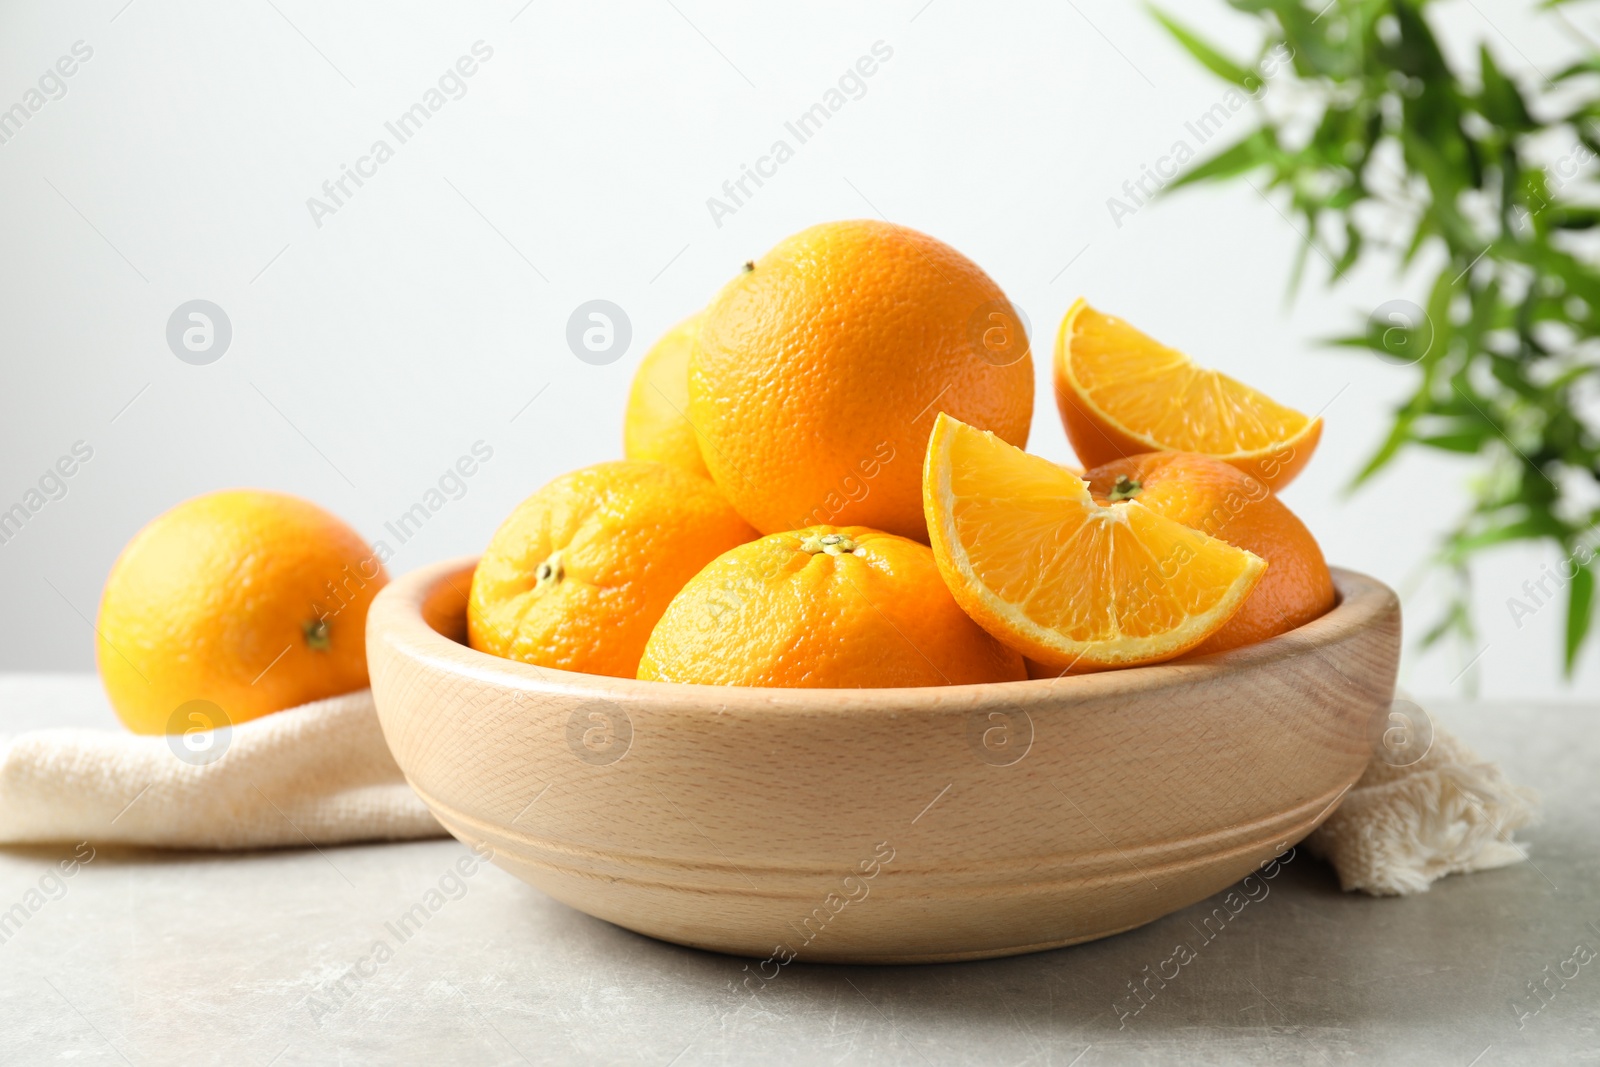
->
[1307,725,1539,896]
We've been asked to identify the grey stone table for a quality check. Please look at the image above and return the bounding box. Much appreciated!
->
[1,675,1594,1066]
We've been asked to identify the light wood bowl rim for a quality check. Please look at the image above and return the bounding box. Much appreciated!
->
[369,555,1394,706]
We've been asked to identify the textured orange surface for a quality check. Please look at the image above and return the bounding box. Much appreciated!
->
[638,525,1025,687]
[690,219,1034,541]
[96,489,385,734]
[623,311,711,480]
[468,461,756,678]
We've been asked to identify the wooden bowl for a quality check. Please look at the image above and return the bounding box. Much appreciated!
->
[367,557,1399,965]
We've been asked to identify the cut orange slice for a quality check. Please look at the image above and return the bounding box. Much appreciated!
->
[1053,298,1321,489]
[922,413,1267,671]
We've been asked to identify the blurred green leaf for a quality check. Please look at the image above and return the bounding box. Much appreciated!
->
[1479,45,1535,130]
[1150,8,1258,86]
[1567,562,1595,674]
[1166,128,1279,189]
[1418,431,1492,452]
[1160,0,1600,682]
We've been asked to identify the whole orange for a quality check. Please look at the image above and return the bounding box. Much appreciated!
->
[689,219,1034,540]
[1083,452,1336,655]
[638,525,1026,687]
[623,311,710,479]
[468,461,756,678]
[97,490,387,734]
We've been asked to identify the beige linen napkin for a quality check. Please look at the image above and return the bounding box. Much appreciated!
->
[0,689,443,849]
[1,689,1535,896]
[1307,713,1539,895]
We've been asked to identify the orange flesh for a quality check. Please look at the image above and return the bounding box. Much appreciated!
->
[1065,303,1315,456]
[924,414,1267,669]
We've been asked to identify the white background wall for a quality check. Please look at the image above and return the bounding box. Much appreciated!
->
[0,0,1591,699]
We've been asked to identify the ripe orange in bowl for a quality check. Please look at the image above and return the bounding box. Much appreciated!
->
[1054,298,1321,489]
[623,312,710,479]
[467,461,755,678]
[689,219,1034,540]
[923,414,1266,671]
[1083,452,1336,656]
[638,526,1025,687]
[97,489,386,734]
[364,223,1400,966]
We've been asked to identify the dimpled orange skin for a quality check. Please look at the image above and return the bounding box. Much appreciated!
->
[1084,453,1336,655]
[689,220,1034,541]
[638,526,1026,688]
[623,312,711,479]
[96,490,387,735]
[468,461,757,679]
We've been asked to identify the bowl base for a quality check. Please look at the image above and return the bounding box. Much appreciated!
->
[419,781,1340,965]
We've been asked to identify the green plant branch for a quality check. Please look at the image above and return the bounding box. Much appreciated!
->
[1153,0,1600,677]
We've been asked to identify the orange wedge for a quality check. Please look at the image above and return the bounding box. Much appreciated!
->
[1053,298,1321,489]
[922,413,1267,671]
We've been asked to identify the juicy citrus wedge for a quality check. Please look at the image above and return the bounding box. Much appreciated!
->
[1053,298,1321,489]
[922,414,1268,671]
